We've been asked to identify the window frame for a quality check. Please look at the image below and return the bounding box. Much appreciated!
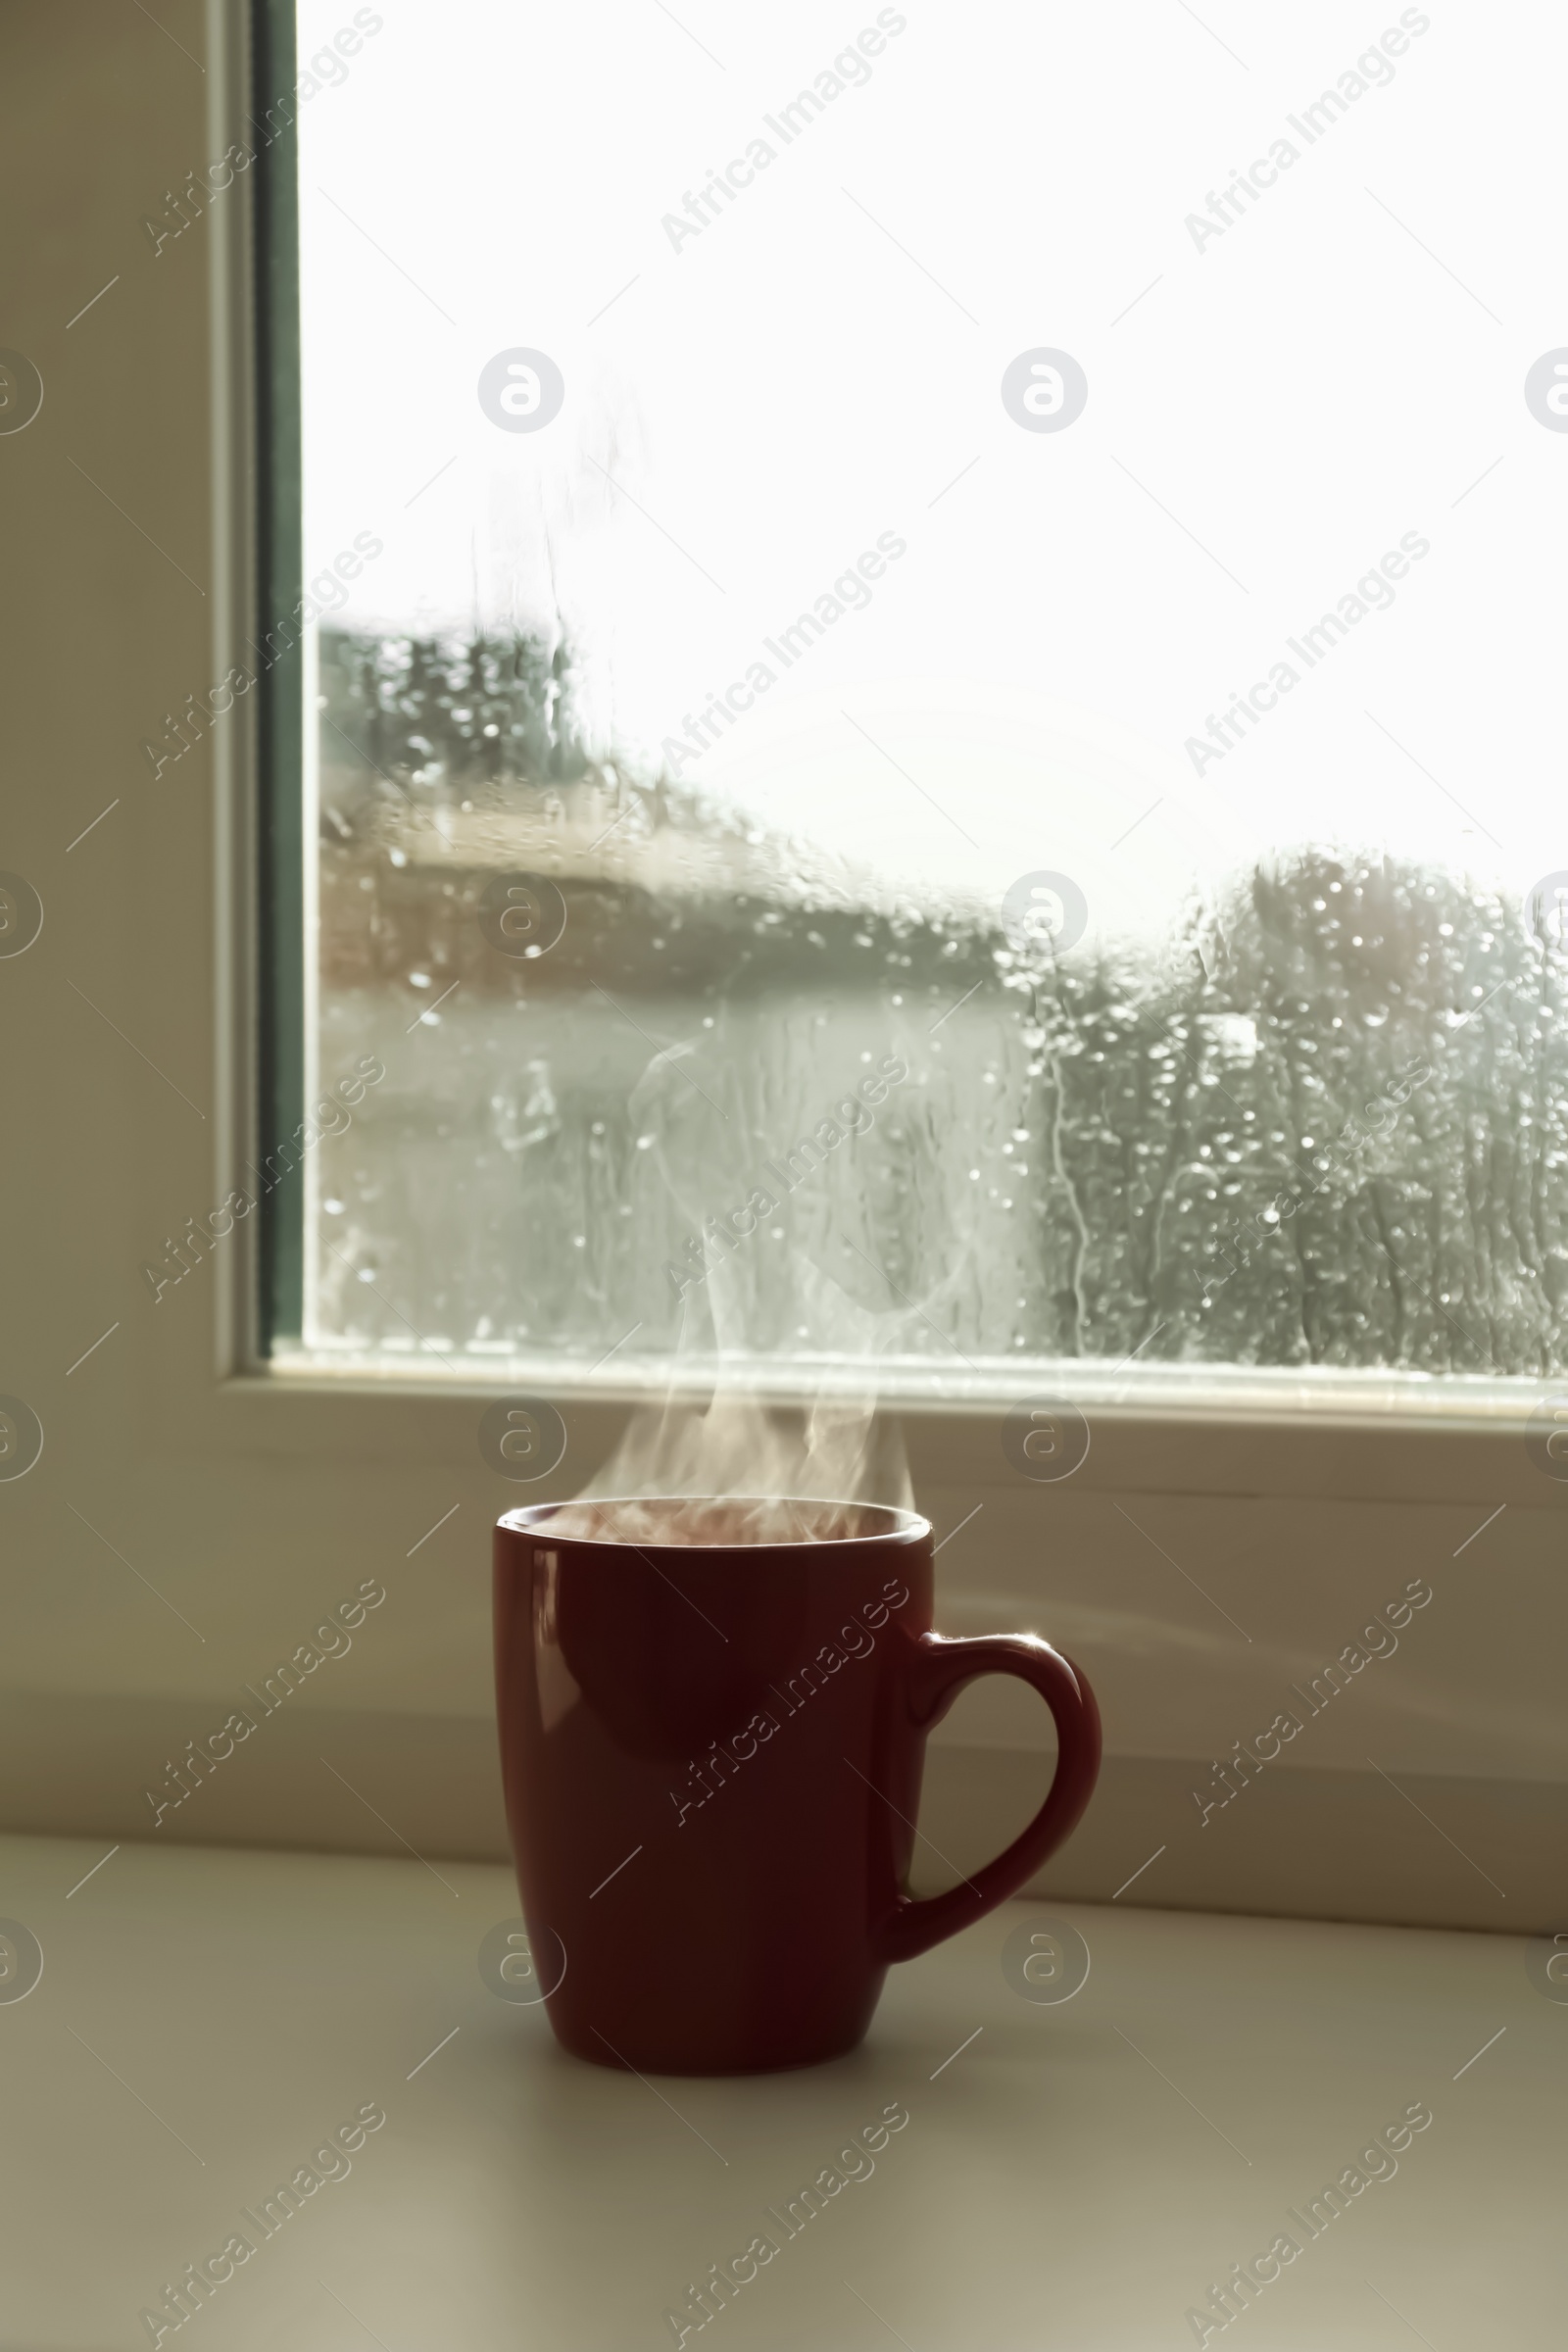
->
[251,0,306,1356]
[230,0,1568,1448]
[248,4,1562,1446]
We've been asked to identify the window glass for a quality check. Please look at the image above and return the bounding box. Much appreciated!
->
[291,0,1568,1392]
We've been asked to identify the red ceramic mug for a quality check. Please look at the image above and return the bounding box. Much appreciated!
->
[493,1495,1101,2075]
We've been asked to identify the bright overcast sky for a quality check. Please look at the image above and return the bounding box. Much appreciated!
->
[296,0,1568,937]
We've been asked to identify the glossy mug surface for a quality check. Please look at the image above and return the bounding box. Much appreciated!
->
[493,1495,1101,2075]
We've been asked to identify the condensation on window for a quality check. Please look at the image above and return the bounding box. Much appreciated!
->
[305,625,1568,1390]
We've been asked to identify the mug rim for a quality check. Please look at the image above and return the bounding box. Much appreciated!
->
[497,1494,932,1550]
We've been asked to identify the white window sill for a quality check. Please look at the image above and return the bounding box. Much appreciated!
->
[8,1832,1550,2348]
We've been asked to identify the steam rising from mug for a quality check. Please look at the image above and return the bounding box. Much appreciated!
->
[555,1014,920,1544]
[551,1389,912,1544]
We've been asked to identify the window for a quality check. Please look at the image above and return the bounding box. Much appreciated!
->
[272,0,1566,1403]
[7,0,1553,1933]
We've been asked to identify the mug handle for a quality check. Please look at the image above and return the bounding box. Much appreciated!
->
[877,1633,1102,1966]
